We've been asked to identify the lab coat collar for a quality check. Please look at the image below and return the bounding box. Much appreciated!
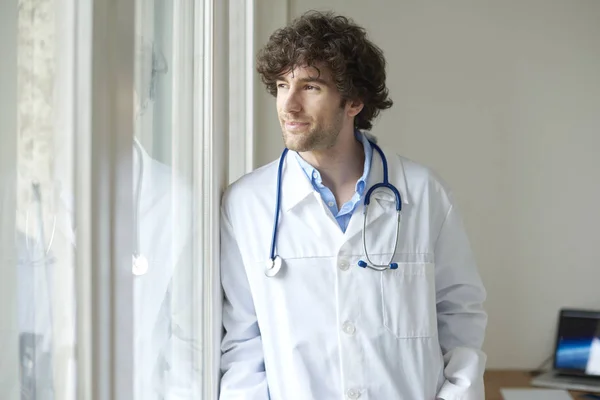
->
[280,151,316,212]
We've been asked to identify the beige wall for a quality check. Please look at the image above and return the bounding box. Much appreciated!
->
[254,0,600,369]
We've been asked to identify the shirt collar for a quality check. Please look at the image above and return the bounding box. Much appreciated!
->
[355,130,373,195]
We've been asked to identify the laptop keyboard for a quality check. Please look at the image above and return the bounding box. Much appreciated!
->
[555,373,600,385]
[532,372,600,393]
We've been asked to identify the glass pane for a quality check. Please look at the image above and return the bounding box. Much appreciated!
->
[133,0,200,398]
[0,0,78,398]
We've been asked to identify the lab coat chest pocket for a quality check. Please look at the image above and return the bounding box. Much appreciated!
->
[381,262,436,339]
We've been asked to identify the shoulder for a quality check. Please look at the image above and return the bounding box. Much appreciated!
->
[221,158,279,213]
[385,148,456,208]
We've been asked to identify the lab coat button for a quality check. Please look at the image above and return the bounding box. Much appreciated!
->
[338,259,350,271]
[346,388,360,399]
[342,321,356,335]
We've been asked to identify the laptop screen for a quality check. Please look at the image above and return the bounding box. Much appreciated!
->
[554,309,600,376]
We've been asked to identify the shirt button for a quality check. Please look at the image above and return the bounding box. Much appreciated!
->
[327,201,335,207]
[338,259,350,271]
[312,171,318,179]
[346,388,361,399]
[342,321,356,335]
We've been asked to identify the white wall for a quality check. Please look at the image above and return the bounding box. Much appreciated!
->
[253,0,291,166]
[254,0,600,369]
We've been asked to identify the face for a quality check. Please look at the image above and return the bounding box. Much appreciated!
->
[276,65,361,152]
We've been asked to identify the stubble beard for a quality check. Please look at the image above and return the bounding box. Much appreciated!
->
[281,111,344,152]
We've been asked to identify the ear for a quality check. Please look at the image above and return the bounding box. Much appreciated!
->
[346,98,364,118]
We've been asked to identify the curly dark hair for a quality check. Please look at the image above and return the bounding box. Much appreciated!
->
[256,10,393,131]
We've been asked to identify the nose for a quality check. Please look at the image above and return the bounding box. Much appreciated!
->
[281,89,302,114]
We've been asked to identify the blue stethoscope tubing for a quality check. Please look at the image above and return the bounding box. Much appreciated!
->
[265,140,402,277]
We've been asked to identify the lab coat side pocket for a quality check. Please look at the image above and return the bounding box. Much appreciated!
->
[381,262,436,339]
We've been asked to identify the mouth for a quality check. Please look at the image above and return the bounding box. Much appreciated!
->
[284,121,310,131]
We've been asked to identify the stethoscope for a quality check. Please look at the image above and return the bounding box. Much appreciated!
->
[265,140,403,277]
[25,182,56,265]
[24,141,149,276]
[131,139,148,276]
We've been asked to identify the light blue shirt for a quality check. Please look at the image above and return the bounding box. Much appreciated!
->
[293,130,373,233]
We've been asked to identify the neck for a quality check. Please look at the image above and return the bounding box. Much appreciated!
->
[299,128,365,206]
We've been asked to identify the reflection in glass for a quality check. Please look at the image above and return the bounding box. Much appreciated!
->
[1,0,202,398]
[133,0,200,398]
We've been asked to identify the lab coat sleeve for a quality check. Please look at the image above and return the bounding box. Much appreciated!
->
[219,206,269,399]
[434,203,488,400]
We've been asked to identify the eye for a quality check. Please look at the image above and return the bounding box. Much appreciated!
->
[276,83,288,89]
[305,85,319,91]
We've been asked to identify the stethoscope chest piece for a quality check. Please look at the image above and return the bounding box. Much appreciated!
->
[132,254,149,276]
[265,256,283,277]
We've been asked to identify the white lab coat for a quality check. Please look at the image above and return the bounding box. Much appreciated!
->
[220,146,488,400]
[3,142,197,399]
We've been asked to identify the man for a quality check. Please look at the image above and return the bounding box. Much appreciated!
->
[220,11,487,400]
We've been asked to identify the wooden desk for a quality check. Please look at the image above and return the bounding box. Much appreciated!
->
[484,370,589,399]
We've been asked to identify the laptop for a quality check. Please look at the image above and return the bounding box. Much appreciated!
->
[531,308,600,393]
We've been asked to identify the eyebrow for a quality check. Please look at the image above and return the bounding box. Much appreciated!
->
[277,76,330,86]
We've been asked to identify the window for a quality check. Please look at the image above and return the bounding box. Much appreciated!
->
[0,0,231,398]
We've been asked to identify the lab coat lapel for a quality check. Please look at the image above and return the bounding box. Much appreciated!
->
[343,150,387,243]
[279,151,343,244]
[280,151,316,212]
